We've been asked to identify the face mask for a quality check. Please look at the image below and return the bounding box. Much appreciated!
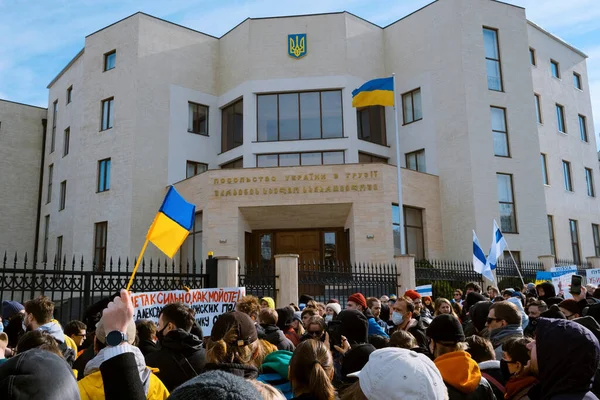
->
[157,326,167,342]
[325,315,333,323]
[392,311,404,326]
[500,359,514,381]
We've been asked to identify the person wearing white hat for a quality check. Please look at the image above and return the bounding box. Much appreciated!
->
[341,347,449,400]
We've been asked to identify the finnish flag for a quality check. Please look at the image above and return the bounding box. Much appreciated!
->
[473,231,494,282]
[487,220,508,271]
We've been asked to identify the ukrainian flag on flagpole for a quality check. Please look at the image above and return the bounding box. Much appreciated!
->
[147,186,195,258]
[352,77,394,107]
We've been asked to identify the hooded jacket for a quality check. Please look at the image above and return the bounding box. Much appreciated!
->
[259,324,295,351]
[466,301,493,336]
[478,360,505,400]
[363,308,389,338]
[144,328,206,392]
[528,318,599,399]
[79,346,169,400]
[490,324,523,361]
[338,310,368,345]
[257,350,293,399]
[38,321,76,366]
[434,350,496,400]
[506,298,529,330]
[536,282,556,302]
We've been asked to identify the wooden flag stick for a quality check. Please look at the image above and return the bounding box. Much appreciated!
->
[126,238,149,291]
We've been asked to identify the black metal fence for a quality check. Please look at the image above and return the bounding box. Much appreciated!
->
[238,263,277,300]
[298,261,398,307]
[0,252,208,326]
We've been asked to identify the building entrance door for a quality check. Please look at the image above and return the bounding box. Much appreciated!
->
[274,231,320,264]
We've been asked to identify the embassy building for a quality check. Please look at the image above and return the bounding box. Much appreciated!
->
[1,0,599,269]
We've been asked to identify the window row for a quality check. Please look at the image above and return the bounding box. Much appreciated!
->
[540,155,595,196]
[257,151,345,167]
[547,216,600,264]
[530,48,584,90]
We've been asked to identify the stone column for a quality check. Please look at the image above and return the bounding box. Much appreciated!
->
[275,254,299,308]
[215,256,239,288]
[395,255,416,295]
[538,255,556,272]
[586,256,600,270]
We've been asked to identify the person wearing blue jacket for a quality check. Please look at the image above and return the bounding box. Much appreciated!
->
[346,293,389,338]
[257,350,293,399]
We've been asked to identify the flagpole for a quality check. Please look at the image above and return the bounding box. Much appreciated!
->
[126,238,149,291]
[505,244,526,288]
[392,73,406,254]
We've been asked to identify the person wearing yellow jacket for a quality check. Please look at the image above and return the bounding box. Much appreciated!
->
[78,317,169,400]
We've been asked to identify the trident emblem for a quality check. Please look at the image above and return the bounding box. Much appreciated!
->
[288,34,307,59]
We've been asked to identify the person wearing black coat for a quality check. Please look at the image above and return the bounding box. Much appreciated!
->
[258,307,295,351]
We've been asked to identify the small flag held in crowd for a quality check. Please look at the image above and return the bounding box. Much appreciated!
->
[487,220,507,271]
[351,77,394,107]
[416,284,433,297]
[473,230,494,282]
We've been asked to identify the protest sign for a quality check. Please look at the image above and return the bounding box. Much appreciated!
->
[551,265,577,300]
[587,269,600,286]
[131,287,246,336]
[416,284,433,297]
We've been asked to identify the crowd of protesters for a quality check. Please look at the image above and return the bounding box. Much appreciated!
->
[1,279,600,399]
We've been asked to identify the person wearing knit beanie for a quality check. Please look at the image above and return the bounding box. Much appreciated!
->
[540,304,566,319]
[325,303,341,324]
[346,293,389,339]
[347,293,367,311]
[168,370,262,400]
[559,299,582,320]
[404,290,421,301]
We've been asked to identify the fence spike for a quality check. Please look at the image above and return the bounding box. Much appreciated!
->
[3,251,6,268]
[117,257,121,270]
[13,252,18,268]
[72,255,76,271]
[81,255,85,271]
[149,258,153,272]
[109,257,113,272]
[23,252,28,269]
[62,255,66,270]
[126,257,130,270]
[172,258,176,274]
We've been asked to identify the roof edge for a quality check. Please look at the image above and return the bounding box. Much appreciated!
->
[0,98,47,110]
[527,20,587,58]
[47,48,85,89]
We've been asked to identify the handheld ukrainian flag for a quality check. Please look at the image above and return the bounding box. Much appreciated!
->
[126,186,195,290]
[352,77,394,108]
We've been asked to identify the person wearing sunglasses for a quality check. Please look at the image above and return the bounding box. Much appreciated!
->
[486,301,523,362]
[301,316,326,342]
[452,289,463,305]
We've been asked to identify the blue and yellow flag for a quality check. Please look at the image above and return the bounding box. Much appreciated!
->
[147,186,195,258]
[352,77,394,108]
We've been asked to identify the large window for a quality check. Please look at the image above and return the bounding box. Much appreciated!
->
[529,48,536,66]
[104,50,116,71]
[570,219,581,265]
[63,127,70,157]
[43,215,50,259]
[183,213,202,268]
[593,224,600,257]
[534,94,542,124]
[541,153,549,185]
[497,173,517,233]
[563,160,573,192]
[551,59,560,78]
[574,72,582,90]
[257,151,344,167]
[257,90,343,142]
[402,88,422,125]
[222,99,243,152]
[357,106,386,145]
[483,28,503,91]
[586,168,595,197]
[67,86,72,104]
[46,164,53,204]
[579,115,588,142]
[548,215,556,256]
[101,97,114,131]
[94,222,108,271]
[221,158,243,169]
[406,149,425,173]
[56,236,63,267]
[97,158,111,192]
[59,180,66,211]
[51,100,57,153]
[490,106,509,157]
[392,204,424,259]
[186,161,208,178]
[188,102,208,135]
[359,152,388,164]
[556,104,566,133]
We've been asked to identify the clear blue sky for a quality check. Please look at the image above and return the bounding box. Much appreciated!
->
[1,0,598,140]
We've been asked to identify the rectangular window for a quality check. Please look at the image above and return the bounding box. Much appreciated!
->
[66,86,72,104]
[43,215,50,259]
[541,153,549,185]
[94,222,108,271]
[574,72,582,90]
[503,251,521,266]
[563,160,573,192]
[497,173,517,233]
[56,236,63,266]
[357,106,386,145]
[529,48,536,66]
[46,164,53,204]
[570,219,581,265]
[63,127,70,157]
[534,94,542,124]
[586,167,595,197]
[59,180,66,211]
[490,106,510,157]
[221,158,243,169]
[548,215,556,256]
[186,161,208,178]
[188,102,208,135]
[257,90,343,142]
[51,100,57,153]
[104,50,116,71]
[593,224,600,257]
[402,88,422,125]
[221,99,243,152]
[97,158,111,192]
[556,104,566,133]
[551,59,560,78]
[392,205,425,259]
[101,98,114,131]
[483,27,503,91]
[359,152,388,164]
[579,114,588,142]
[405,149,426,172]
[183,213,203,268]
[256,151,344,167]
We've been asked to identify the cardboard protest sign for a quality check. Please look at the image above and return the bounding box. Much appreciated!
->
[131,287,246,336]
[587,269,600,286]
[551,266,577,300]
